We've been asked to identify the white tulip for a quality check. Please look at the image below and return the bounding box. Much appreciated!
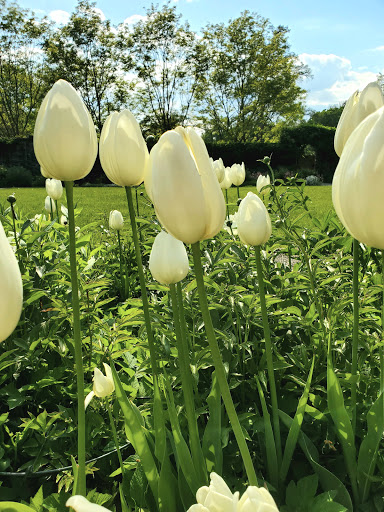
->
[334,82,384,157]
[220,168,233,190]
[100,110,149,187]
[230,162,246,186]
[34,79,98,181]
[256,175,271,195]
[109,210,124,231]
[212,158,225,183]
[149,231,189,285]
[44,196,56,213]
[237,486,279,512]
[0,221,23,342]
[84,363,115,409]
[66,495,112,511]
[45,178,63,200]
[237,192,272,246]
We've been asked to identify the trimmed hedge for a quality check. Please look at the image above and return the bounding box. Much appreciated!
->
[0,124,338,186]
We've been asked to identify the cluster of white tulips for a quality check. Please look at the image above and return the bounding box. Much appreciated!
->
[332,81,384,249]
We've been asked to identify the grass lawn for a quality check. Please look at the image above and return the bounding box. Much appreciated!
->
[0,183,334,228]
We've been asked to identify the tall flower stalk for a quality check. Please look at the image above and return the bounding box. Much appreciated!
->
[191,242,258,486]
[65,181,86,495]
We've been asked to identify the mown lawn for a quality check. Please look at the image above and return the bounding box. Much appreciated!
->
[0,183,334,228]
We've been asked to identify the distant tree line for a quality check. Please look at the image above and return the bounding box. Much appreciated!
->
[0,0,311,142]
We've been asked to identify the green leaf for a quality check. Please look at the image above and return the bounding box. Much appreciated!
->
[202,372,223,474]
[256,376,278,489]
[0,504,35,512]
[327,361,358,502]
[358,393,384,502]
[111,362,160,504]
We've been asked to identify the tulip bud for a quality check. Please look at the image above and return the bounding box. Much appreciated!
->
[44,196,56,213]
[7,194,16,205]
[334,82,384,157]
[109,210,124,231]
[256,174,271,195]
[262,156,271,165]
[230,162,246,186]
[0,221,23,342]
[45,178,63,200]
[34,79,98,181]
[100,110,149,187]
[66,495,112,511]
[237,486,279,512]
[145,127,226,244]
[220,168,232,190]
[332,105,384,249]
[237,192,272,246]
[85,363,115,409]
[211,158,225,183]
[149,231,189,285]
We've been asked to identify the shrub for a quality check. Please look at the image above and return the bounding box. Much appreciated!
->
[305,174,322,186]
[0,165,33,187]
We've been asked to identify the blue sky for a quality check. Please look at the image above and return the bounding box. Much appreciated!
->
[20,0,384,111]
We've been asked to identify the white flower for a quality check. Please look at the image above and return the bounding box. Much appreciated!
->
[237,486,279,512]
[84,363,115,409]
[44,196,56,213]
[109,210,124,231]
[256,175,271,195]
[66,495,112,511]
[45,178,63,200]
[149,231,189,285]
[187,473,239,512]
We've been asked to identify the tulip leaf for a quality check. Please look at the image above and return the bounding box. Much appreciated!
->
[357,393,384,503]
[255,376,278,489]
[279,410,353,512]
[0,504,35,512]
[162,372,200,496]
[202,371,223,474]
[327,360,358,503]
[280,353,315,482]
[111,362,160,504]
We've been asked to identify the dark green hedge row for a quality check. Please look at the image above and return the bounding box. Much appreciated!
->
[0,124,338,187]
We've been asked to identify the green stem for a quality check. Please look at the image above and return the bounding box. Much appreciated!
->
[191,242,258,485]
[351,238,359,431]
[225,189,229,220]
[64,181,86,496]
[124,186,158,379]
[254,246,282,465]
[55,200,59,222]
[117,230,125,299]
[10,203,20,253]
[135,187,140,217]
[107,400,125,478]
[169,284,207,484]
[177,282,198,391]
[237,186,240,200]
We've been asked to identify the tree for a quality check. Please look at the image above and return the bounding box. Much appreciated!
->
[306,105,344,127]
[118,3,202,137]
[0,0,52,138]
[197,11,310,143]
[44,0,120,132]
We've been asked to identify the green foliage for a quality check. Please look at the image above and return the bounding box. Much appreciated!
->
[0,0,52,138]
[43,0,120,132]
[307,105,344,128]
[118,2,201,137]
[197,11,309,143]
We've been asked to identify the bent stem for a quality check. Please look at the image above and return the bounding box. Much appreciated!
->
[191,242,258,486]
[65,181,86,496]
[169,283,207,485]
[254,245,282,465]
[351,238,359,431]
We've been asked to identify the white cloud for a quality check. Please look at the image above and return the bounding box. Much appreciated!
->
[123,14,147,26]
[370,45,384,52]
[49,10,70,25]
[299,52,381,109]
[93,8,106,21]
